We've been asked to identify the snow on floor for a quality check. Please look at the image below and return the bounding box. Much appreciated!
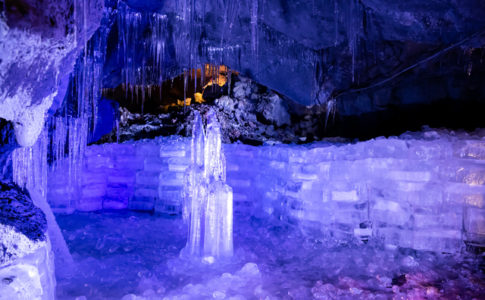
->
[56,211,484,299]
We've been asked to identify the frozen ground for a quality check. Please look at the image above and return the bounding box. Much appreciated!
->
[55,211,484,300]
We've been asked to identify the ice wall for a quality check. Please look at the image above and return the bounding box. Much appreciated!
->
[57,130,485,253]
[183,110,234,258]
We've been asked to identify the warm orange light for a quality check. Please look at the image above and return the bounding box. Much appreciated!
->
[194,93,204,103]
[177,98,191,106]
[158,64,233,112]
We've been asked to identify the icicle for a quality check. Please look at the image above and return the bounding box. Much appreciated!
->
[334,0,338,46]
[251,0,258,56]
[73,0,77,47]
[194,67,197,94]
[227,68,232,96]
[116,119,120,143]
[201,65,205,89]
[203,109,232,257]
[325,98,337,129]
[346,0,361,84]
[184,69,188,110]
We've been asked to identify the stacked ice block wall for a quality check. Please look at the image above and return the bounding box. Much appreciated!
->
[48,136,190,214]
[47,132,485,253]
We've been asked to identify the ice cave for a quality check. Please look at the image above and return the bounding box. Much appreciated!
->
[1,0,485,299]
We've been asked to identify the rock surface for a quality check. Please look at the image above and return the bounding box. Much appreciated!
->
[0,181,54,300]
[0,182,46,246]
[92,0,485,142]
[100,0,485,109]
[98,76,329,145]
[3,0,485,149]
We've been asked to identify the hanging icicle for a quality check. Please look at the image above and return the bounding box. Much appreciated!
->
[251,0,259,56]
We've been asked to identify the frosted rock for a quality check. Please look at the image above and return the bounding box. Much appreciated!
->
[0,224,45,266]
[216,96,236,112]
[257,94,291,127]
[202,256,215,264]
[0,184,55,299]
[0,182,47,266]
[233,80,252,99]
[121,294,144,300]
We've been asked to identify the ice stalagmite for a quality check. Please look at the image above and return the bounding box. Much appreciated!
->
[203,110,233,258]
[183,111,206,256]
[183,109,233,259]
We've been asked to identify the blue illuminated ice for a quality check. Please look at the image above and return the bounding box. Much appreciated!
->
[183,109,233,259]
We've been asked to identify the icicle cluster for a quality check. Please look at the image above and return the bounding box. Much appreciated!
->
[183,110,233,259]
[49,116,89,208]
[117,3,169,113]
[12,123,75,269]
[114,1,245,113]
[346,0,363,84]
[12,128,48,198]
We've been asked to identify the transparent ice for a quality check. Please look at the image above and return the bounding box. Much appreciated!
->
[12,128,74,275]
[183,109,233,259]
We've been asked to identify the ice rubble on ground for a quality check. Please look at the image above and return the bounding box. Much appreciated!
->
[55,211,484,300]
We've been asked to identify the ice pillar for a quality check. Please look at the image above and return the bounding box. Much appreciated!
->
[183,109,233,259]
[12,127,74,277]
[184,111,206,256]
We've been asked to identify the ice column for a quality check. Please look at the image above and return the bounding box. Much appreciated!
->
[183,109,233,259]
[12,127,74,274]
[184,111,206,256]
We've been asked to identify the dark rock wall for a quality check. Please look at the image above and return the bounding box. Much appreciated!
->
[0,181,47,242]
[2,0,485,149]
[101,0,485,107]
[94,0,485,139]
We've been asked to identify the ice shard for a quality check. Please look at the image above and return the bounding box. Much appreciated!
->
[183,109,233,259]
